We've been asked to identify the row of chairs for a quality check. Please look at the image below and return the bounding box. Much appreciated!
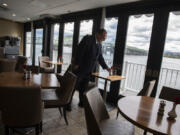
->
[0,56,55,73]
[0,71,77,135]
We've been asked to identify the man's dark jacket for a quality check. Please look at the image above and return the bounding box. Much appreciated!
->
[74,35,108,77]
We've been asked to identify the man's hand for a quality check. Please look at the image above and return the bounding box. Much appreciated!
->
[73,65,79,70]
[106,68,111,74]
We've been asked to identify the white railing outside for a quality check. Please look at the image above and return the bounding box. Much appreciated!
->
[120,61,180,96]
[157,68,180,96]
[120,61,146,93]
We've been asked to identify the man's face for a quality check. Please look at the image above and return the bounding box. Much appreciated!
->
[100,32,107,42]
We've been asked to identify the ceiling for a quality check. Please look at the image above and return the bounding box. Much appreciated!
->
[0,0,143,22]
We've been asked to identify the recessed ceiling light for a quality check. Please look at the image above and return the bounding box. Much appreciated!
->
[2,3,8,7]
[12,13,16,17]
[27,18,31,20]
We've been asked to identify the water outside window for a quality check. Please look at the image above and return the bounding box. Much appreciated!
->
[35,28,43,65]
[98,17,118,91]
[62,22,74,73]
[53,24,59,61]
[25,32,32,65]
[120,14,154,95]
[157,12,180,96]
[79,20,93,42]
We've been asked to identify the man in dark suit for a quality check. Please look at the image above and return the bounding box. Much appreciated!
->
[72,29,111,107]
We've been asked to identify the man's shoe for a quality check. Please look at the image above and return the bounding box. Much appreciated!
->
[78,102,83,108]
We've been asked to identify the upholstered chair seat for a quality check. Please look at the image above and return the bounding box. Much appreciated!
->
[100,119,134,135]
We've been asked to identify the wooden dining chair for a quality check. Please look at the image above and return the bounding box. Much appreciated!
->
[0,58,16,73]
[0,86,43,135]
[159,86,180,102]
[137,80,156,97]
[15,56,27,73]
[84,87,134,135]
[0,47,5,58]
[42,71,77,125]
[38,56,54,73]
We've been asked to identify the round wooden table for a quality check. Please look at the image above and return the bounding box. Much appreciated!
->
[118,96,180,135]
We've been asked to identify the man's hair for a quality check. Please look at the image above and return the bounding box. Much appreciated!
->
[96,28,107,35]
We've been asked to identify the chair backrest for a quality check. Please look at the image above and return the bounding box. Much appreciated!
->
[56,71,77,105]
[56,64,72,83]
[0,47,5,58]
[64,64,72,75]
[137,80,156,97]
[84,87,110,135]
[0,86,42,127]
[0,58,16,73]
[38,56,51,68]
[159,86,180,103]
[15,56,27,73]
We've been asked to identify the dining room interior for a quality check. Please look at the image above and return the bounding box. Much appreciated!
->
[0,0,180,135]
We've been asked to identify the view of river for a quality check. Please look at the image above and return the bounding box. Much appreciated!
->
[100,54,180,96]
[125,55,180,70]
[52,47,180,96]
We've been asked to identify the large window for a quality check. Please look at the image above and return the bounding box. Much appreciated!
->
[25,32,32,65]
[52,24,59,61]
[157,12,180,96]
[120,14,154,95]
[79,20,93,42]
[35,28,43,65]
[98,17,118,90]
[62,22,74,73]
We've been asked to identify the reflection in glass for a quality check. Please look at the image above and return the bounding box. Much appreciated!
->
[25,32,32,65]
[120,14,154,95]
[35,29,43,65]
[79,20,93,42]
[157,12,180,96]
[62,22,74,73]
[98,18,118,91]
[53,24,59,61]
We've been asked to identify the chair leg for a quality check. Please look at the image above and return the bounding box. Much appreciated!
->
[5,126,9,135]
[35,124,40,135]
[63,107,68,125]
[116,109,120,119]
[39,121,43,133]
[58,107,63,116]
[143,130,147,135]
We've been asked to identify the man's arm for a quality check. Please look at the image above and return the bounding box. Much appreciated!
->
[98,54,110,71]
[98,45,111,72]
